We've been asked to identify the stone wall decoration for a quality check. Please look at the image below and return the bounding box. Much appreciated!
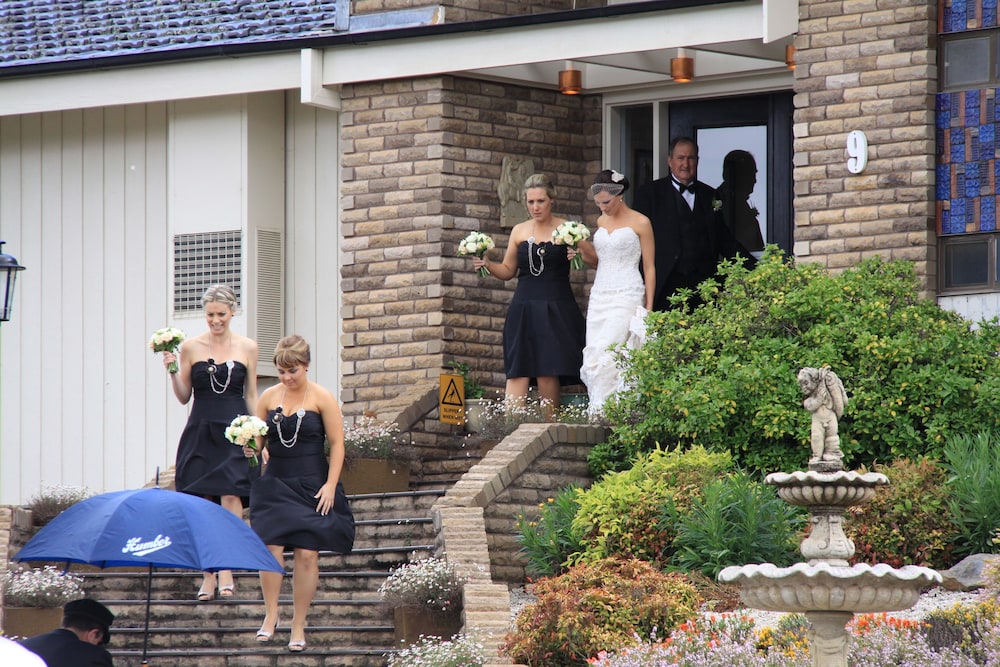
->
[498,157,534,228]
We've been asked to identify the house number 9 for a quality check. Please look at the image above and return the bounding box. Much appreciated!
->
[846,130,868,174]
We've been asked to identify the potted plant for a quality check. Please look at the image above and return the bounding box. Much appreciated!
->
[447,361,487,431]
[1,564,84,638]
[26,484,92,527]
[378,555,467,646]
[387,632,486,667]
[340,415,409,494]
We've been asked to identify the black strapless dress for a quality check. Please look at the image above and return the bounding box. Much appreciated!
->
[174,360,257,499]
[503,240,585,384]
[250,409,355,553]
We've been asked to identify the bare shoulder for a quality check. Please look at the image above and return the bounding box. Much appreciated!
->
[628,209,653,232]
[259,384,281,410]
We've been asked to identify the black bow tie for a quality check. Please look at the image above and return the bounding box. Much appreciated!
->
[673,178,692,194]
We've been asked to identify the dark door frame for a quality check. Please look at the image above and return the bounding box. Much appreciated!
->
[670,92,794,254]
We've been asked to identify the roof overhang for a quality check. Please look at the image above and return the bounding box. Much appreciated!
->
[0,0,796,117]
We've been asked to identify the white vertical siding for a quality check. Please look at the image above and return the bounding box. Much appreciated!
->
[286,97,342,395]
[0,92,340,505]
[0,105,182,504]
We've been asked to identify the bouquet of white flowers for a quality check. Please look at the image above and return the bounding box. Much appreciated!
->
[149,327,186,373]
[225,414,269,467]
[458,231,496,277]
[552,221,591,270]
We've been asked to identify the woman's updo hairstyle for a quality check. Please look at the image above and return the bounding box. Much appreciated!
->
[594,169,630,192]
[202,284,239,311]
[274,334,311,368]
[523,173,556,199]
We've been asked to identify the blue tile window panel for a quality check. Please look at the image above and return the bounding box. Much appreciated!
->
[938,87,1000,234]
[989,0,1000,29]
[943,0,1000,32]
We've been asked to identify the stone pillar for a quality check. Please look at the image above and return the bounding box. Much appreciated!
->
[793,0,938,293]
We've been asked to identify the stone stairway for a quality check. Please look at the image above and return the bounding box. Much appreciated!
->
[79,484,465,667]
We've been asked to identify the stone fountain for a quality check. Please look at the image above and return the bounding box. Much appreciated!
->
[718,367,941,667]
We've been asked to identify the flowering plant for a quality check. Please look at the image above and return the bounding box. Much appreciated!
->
[387,633,486,667]
[224,414,269,467]
[148,327,186,373]
[458,231,496,278]
[552,220,590,270]
[2,565,84,607]
[27,484,92,527]
[344,415,400,460]
[378,556,468,613]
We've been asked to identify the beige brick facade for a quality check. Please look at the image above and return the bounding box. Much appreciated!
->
[340,75,600,415]
[794,0,938,291]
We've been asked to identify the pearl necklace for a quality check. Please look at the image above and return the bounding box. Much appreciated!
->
[207,359,235,394]
[526,226,547,277]
[207,334,235,394]
[273,386,308,448]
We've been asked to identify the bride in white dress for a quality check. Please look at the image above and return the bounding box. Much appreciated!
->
[579,170,656,416]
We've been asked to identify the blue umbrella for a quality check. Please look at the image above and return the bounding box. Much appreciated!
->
[15,487,283,665]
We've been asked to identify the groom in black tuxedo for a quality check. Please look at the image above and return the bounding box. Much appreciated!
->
[633,136,755,311]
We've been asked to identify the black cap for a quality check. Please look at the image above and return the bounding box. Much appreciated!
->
[63,598,114,644]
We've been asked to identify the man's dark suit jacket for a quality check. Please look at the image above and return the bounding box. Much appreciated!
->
[633,176,754,310]
[20,629,114,667]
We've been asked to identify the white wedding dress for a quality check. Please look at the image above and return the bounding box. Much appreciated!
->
[580,226,647,416]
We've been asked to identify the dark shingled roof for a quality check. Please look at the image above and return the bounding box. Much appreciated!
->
[0,1,343,69]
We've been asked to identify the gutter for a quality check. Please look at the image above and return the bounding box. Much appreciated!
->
[0,0,741,80]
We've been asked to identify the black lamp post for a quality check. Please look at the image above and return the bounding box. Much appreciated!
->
[0,241,25,323]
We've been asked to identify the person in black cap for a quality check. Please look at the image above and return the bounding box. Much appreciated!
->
[20,598,115,667]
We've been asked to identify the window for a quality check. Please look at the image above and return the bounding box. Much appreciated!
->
[940,32,998,91]
[939,233,1000,293]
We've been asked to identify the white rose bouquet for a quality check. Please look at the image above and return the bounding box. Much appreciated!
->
[225,414,269,467]
[458,231,496,277]
[552,220,591,270]
[149,327,186,373]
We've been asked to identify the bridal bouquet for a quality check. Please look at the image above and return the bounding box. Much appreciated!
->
[458,231,496,277]
[149,327,186,373]
[553,220,591,270]
[225,414,269,467]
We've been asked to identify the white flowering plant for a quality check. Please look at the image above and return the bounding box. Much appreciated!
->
[476,395,551,439]
[457,231,496,277]
[148,327,186,373]
[224,414,269,467]
[27,484,92,527]
[552,220,591,270]
[378,556,467,613]
[387,632,486,667]
[344,416,400,461]
[2,565,84,608]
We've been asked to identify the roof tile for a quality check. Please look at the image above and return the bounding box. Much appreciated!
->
[0,0,342,69]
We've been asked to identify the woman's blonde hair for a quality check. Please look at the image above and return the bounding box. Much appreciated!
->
[523,173,556,199]
[274,334,311,368]
[202,285,238,312]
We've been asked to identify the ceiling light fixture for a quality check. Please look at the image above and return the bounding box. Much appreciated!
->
[559,62,582,95]
[671,49,694,83]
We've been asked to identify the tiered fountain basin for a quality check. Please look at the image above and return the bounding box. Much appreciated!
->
[718,562,941,613]
[766,470,888,507]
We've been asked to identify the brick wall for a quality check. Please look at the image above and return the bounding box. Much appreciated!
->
[339,75,601,416]
[793,0,938,290]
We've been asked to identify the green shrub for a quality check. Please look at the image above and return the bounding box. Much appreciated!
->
[597,251,1000,477]
[502,557,702,667]
[667,471,804,578]
[570,446,731,566]
[516,487,585,578]
[845,458,957,569]
[943,431,1000,557]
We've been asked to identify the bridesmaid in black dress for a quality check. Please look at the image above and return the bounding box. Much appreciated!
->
[247,335,354,653]
[161,284,259,601]
[471,173,585,408]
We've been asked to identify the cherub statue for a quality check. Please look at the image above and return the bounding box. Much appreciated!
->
[797,367,848,464]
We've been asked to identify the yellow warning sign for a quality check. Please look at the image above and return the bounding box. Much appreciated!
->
[439,373,466,425]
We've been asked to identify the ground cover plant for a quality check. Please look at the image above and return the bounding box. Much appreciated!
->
[594,251,1000,477]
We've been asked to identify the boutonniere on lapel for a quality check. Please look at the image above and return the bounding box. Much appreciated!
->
[712,198,722,212]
